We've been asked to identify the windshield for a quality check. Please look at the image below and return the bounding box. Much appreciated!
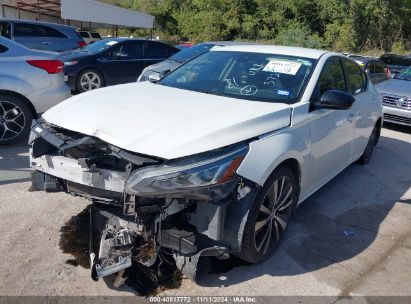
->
[83,39,120,54]
[395,67,411,81]
[169,43,216,63]
[160,51,316,104]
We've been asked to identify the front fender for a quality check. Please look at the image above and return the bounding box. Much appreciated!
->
[237,128,309,188]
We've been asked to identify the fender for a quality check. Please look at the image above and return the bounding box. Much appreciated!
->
[0,75,35,97]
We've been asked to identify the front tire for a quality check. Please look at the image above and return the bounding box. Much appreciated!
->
[0,95,33,145]
[238,167,299,264]
[77,69,104,93]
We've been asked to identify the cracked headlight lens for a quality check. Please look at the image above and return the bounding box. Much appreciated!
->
[126,145,249,201]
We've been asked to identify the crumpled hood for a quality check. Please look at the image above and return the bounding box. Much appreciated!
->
[375,79,411,97]
[43,82,292,159]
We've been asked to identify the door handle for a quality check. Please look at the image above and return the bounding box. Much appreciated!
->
[347,113,355,122]
[42,41,51,45]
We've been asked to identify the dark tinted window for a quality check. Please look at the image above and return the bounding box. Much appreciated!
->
[79,31,90,38]
[14,23,47,37]
[0,22,11,39]
[343,59,365,94]
[146,42,170,58]
[0,44,8,53]
[315,58,346,99]
[111,41,144,58]
[381,55,411,66]
[91,32,101,39]
[45,26,67,38]
[170,43,215,63]
[374,61,385,73]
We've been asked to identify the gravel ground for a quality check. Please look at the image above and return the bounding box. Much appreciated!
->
[0,124,410,302]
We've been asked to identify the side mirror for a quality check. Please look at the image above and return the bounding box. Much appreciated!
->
[313,90,355,110]
[147,72,161,82]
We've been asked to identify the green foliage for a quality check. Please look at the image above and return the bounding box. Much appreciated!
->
[102,0,411,53]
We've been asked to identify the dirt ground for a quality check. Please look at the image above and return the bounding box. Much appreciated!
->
[0,123,410,303]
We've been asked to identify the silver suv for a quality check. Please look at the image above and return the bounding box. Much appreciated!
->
[0,37,71,145]
[0,19,86,52]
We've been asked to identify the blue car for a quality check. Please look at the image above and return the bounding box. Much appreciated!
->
[0,19,86,52]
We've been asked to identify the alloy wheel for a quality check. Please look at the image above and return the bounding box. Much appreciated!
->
[254,176,294,254]
[80,72,101,91]
[0,101,26,142]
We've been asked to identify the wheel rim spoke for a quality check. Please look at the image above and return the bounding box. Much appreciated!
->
[254,175,294,254]
[259,204,271,215]
[255,217,270,233]
[276,185,293,212]
[0,101,25,141]
[274,214,287,231]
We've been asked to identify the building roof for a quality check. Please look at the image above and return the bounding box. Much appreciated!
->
[0,0,154,29]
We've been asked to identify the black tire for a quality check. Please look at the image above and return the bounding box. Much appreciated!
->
[357,124,379,165]
[0,95,33,145]
[238,166,299,264]
[77,69,105,93]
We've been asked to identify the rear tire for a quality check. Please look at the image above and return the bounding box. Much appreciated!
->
[0,95,33,145]
[238,166,299,264]
[357,124,379,165]
[77,69,104,93]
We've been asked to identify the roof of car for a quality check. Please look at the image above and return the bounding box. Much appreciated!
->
[211,45,329,59]
[1,18,74,29]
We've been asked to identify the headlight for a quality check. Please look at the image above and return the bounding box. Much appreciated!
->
[126,145,249,201]
[64,61,79,66]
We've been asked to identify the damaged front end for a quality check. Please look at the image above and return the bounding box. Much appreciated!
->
[29,119,258,281]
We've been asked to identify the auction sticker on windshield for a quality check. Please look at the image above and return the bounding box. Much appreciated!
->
[263,59,302,75]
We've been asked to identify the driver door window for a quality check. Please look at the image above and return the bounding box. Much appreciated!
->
[313,58,346,101]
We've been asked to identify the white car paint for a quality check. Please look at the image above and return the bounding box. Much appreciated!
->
[43,82,293,159]
[39,45,382,204]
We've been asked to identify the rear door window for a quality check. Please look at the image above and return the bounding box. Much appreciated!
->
[343,59,365,95]
[79,31,90,38]
[374,61,385,73]
[45,26,67,38]
[14,23,45,37]
[0,22,11,39]
[146,42,170,58]
[91,33,101,39]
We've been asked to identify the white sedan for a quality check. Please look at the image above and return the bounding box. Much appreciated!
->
[29,45,382,282]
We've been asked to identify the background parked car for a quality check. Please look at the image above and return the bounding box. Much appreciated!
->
[0,37,70,145]
[376,66,411,126]
[138,41,249,82]
[61,38,179,92]
[0,19,86,52]
[78,31,102,45]
[379,53,411,75]
[350,56,390,84]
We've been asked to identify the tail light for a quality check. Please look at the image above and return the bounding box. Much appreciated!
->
[78,41,87,48]
[27,60,64,74]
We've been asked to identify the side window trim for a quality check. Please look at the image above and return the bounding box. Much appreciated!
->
[342,58,366,95]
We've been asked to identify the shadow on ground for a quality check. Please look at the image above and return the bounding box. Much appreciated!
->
[195,132,411,290]
[0,143,31,186]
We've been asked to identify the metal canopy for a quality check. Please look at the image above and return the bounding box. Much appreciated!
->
[0,0,154,29]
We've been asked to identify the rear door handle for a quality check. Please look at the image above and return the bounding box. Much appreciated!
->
[347,113,355,122]
[42,41,51,45]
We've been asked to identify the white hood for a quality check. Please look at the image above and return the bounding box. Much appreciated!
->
[43,82,292,159]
